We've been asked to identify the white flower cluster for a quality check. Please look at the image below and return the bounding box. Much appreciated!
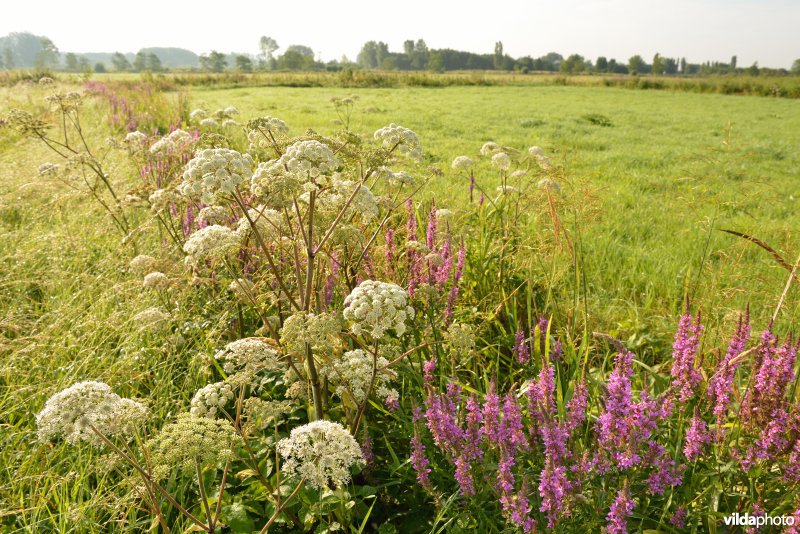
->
[246,116,289,150]
[250,140,338,207]
[143,271,170,289]
[280,312,342,356]
[149,129,193,155]
[200,118,219,128]
[179,148,254,204]
[132,307,170,330]
[451,156,474,170]
[148,188,179,213]
[445,322,476,354]
[146,413,241,479]
[129,254,157,274]
[197,205,229,225]
[36,381,148,445]
[343,280,415,338]
[228,278,255,302]
[277,420,364,490]
[496,185,518,194]
[183,225,242,264]
[214,338,282,376]
[480,141,501,155]
[322,349,398,404]
[190,382,234,418]
[492,152,512,170]
[243,398,294,430]
[189,109,206,121]
[373,123,421,160]
[529,145,553,169]
[316,177,378,222]
[124,131,148,146]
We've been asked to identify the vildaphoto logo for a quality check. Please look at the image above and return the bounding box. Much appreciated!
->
[723,513,795,527]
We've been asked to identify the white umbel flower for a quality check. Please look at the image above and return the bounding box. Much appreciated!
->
[143,271,170,289]
[451,156,473,170]
[492,152,512,171]
[373,123,421,160]
[148,188,179,213]
[190,382,234,418]
[251,140,338,207]
[179,148,254,204]
[183,225,241,264]
[322,349,398,404]
[197,205,230,225]
[277,420,364,490]
[129,254,157,274]
[214,338,282,375]
[343,280,414,339]
[480,141,500,156]
[149,129,193,155]
[36,381,148,445]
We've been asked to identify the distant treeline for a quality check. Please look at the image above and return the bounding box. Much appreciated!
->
[2,31,800,77]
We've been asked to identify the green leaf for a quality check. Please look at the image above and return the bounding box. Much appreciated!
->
[225,502,256,533]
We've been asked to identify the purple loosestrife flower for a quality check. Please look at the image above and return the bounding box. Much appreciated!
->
[644,442,683,495]
[670,507,687,529]
[503,480,537,533]
[743,332,797,426]
[528,361,557,426]
[469,172,475,202]
[323,253,340,308]
[784,440,800,483]
[435,237,453,290]
[670,310,703,404]
[424,384,464,457]
[384,228,395,273]
[566,380,588,432]
[454,455,475,496]
[410,429,431,489]
[539,460,570,528]
[423,357,436,382]
[501,391,529,454]
[607,485,635,534]
[495,448,516,494]
[707,311,751,428]
[464,395,484,461]
[361,433,374,467]
[444,244,466,323]
[482,383,502,446]
[514,329,530,364]
[425,204,437,251]
[684,416,711,461]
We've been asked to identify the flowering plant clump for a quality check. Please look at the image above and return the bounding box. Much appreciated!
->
[182,224,241,264]
[276,420,364,490]
[373,123,422,160]
[343,280,415,339]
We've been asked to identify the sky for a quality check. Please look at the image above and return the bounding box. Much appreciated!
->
[2,0,799,68]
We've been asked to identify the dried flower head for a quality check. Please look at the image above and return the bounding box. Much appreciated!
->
[277,420,364,490]
[132,307,170,330]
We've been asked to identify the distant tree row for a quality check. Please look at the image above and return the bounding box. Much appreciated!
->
[2,31,800,76]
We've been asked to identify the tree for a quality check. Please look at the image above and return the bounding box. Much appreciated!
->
[663,57,678,75]
[94,62,106,73]
[428,51,443,72]
[235,55,253,72]
[285,45,314,58]
[627,55,647,74]
[595,56,608,72]
[357,41,379,69]
[133,51,147,71]
[560,54,587,74]
[145,53,162,72]
[652,53,665,75]
[111,52,131,72]
[199,51,227,72]
[64,52,79,72]
[34,37,59,69]
[731,55,737,69]
[679,57,687,74]
[2,48,13,69]
[493,41,504,69]
[258,36,279,68]
[792,59,800,75]
[411,39,429,70]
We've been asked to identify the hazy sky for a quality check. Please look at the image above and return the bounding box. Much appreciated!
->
[3,0,799,68]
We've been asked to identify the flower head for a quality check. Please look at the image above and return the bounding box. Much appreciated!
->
[277,420,364,490]
[180,148,254,203]
[183,224,241,264]
[343,280,415,339]
[374,123,421,160]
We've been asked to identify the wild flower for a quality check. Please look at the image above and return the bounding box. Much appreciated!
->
[342,280,415,339]
[124,131,148,145]
[374,123,421,160]
[199,118,219,128]
[148,188,179,213]
[321,348,398,404]
[228,278,255,301]
[451,155,473,169]
[669,310,703,404]
[36,381,148,445]
[189,109,206,121]
[183,224,241,264]
[37,162,62,177]
[280,312,342,356]
[129,254,157,274]
[276,420,364,490]
[607,485,635,534]
[246,116,289,150]
[410,427,431,489]
[179,148,254,203]
[444,322,475,355]
[132,307,170,330]
[684,416,711,461]
[537,178,561,193]
[146,413,241,479]
[528,146,545,157]
[214,338,281,376]
[190,382,234,418]
[142,271,170,289]
[513,329,530,363]
[149,129,193,155]
[242,398,294,431]
[492,152,512,170]
[707,311,749,426]
[480,141,500,155]
[742,331,797,427]
[236,205,281,239]
[670,506,687,529]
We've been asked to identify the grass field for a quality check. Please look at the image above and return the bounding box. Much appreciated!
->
[1,79,799,532]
